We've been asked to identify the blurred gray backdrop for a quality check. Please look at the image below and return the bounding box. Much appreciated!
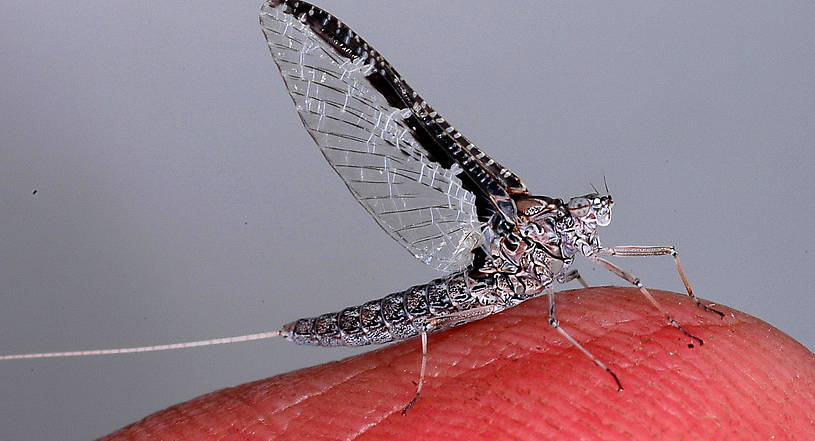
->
[1,1,813,440]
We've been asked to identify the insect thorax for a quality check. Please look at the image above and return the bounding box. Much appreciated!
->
[477,192,616,294]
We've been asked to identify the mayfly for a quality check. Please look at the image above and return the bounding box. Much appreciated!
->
[2,0,723,413]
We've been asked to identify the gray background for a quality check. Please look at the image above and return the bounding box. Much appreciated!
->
[1,1,813,440]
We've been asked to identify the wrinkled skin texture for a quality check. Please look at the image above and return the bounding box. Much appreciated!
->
[100,288,815,441]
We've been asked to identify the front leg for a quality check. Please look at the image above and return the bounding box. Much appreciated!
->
[597,246,724,318]
[588,255,705,348]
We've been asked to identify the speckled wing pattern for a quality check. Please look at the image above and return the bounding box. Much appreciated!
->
[260,2,497,272]
[261,1,532,272]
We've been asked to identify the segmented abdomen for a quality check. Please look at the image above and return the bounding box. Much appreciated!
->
[282,271,474,346]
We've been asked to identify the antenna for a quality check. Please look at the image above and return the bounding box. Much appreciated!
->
[0,330,282,360]
[589,181,599,194]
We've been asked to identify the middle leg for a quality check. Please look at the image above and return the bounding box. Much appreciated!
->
[546,286,623,391]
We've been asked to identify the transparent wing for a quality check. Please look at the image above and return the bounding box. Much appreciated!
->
[260,1,486,272]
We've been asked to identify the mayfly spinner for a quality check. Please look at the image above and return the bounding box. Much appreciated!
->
[2,0,723,413]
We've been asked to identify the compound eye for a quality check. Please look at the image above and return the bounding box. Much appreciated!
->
[569,207,590,218]
[568,197,588,210]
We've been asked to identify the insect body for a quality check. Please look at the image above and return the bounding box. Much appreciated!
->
[282,195,611,348]
[2,0,723,414]
[260,0,721,411]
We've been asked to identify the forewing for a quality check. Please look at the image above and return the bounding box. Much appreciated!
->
[260,1,486,272]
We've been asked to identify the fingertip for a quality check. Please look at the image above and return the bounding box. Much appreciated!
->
[101,288,815,441]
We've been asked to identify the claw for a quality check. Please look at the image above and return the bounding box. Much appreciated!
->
[401,392,420,415]
[696,301,725,319]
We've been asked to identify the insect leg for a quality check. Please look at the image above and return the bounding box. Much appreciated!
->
[401,331,428,415]
[400,305,500,413]
[425,305,502,333]
[589,255,705,347]
[560,269,590,289]
[546,286,622,391]
[598,246,724,318]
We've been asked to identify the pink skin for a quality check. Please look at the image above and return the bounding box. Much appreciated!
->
[100,288,815,441]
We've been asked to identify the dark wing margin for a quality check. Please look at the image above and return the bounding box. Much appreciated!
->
[261,0,491,272]
[262,0,529,234]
